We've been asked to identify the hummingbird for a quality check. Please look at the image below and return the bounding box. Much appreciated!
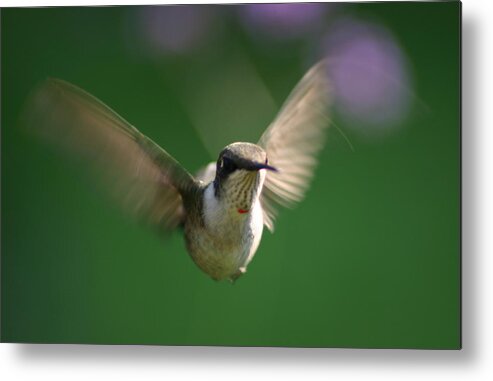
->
[21,61,331,282]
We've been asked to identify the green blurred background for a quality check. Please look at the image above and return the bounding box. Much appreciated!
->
[1,2,460,348]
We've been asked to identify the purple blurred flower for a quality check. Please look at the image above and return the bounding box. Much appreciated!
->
[323,19,413,134]
[240,3,329,40]
[139,6,215,55]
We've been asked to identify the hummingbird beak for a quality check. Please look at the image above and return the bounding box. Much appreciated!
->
[251,162,278,172]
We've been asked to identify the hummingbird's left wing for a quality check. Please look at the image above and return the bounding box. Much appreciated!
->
[21,79,197,233]
[258,61,332,232]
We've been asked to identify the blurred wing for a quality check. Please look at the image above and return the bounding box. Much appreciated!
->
[195,162,217,185]
[21,78,197,232]
[258,61,332,232]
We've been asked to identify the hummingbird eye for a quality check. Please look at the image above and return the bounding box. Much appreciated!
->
[221,157,237,173]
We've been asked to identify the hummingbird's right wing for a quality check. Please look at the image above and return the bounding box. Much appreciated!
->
[21,79,197,232]
[195,162,217,185]
[258,61,332,232]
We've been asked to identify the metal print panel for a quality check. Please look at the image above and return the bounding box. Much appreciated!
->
[1,2,461,348]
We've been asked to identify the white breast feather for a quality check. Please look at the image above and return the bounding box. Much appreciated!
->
[202,170,266,272]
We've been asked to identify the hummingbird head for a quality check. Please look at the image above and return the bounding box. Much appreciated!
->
[213,142,277,212]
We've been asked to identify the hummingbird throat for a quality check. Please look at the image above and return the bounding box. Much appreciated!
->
[217,170,265,215]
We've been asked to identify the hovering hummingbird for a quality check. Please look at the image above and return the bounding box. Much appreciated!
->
[22,61,331,282]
